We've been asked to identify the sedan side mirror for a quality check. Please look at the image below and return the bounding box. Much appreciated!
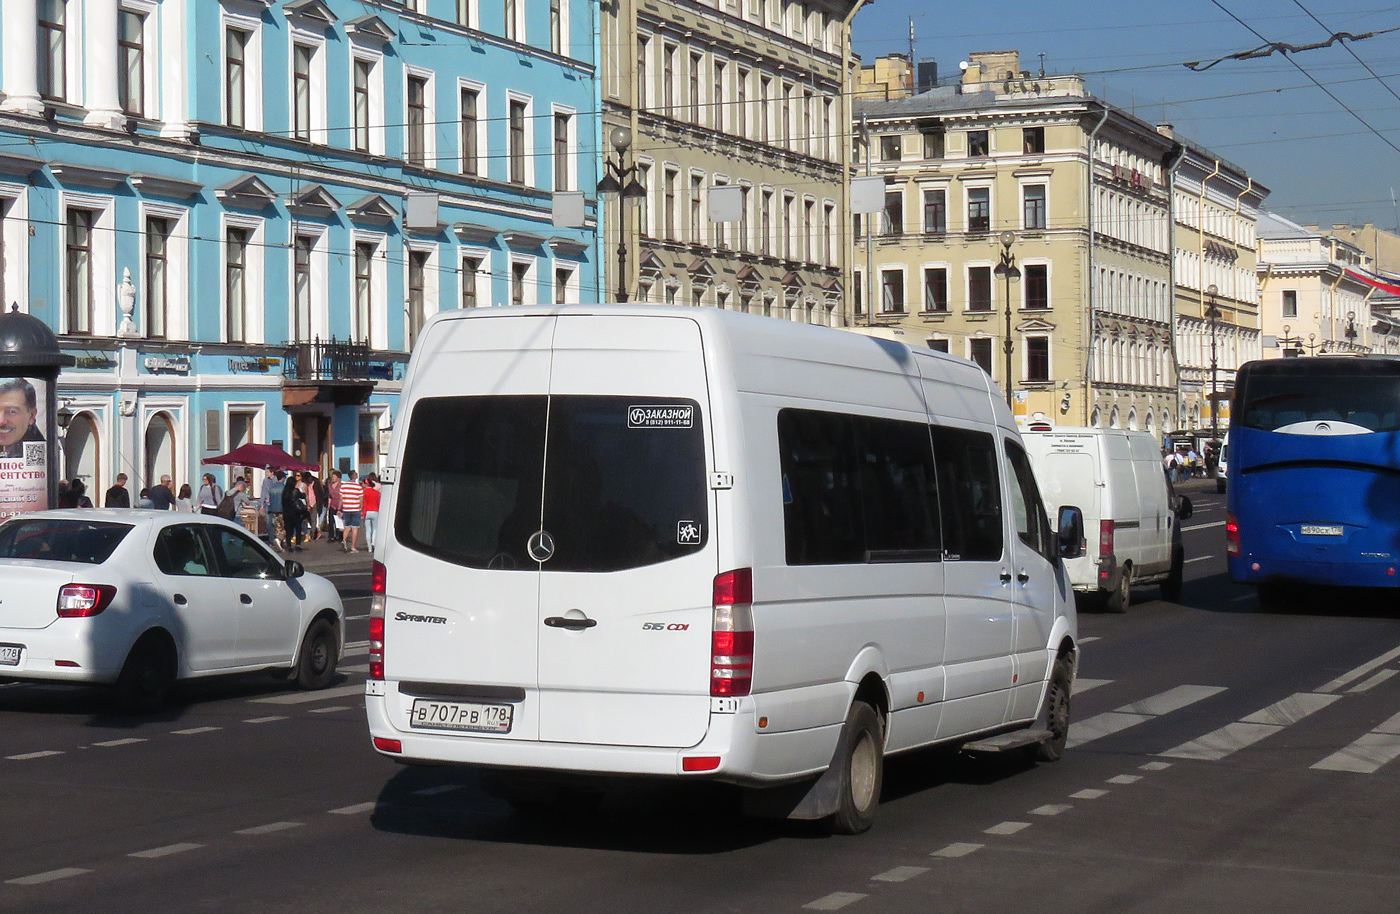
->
[1057,506,1085,559]
[285,560,305,580]
[1176,496,1193,521]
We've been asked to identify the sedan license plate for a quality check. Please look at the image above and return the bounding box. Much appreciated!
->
[409,698,513,734]
[1301,524,1344,537]
[0,644,21,666]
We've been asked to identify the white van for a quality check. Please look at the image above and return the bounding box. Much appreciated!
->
[366,306,1082,833]
[1022,428,1190,611]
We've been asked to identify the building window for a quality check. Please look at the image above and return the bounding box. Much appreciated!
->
[883,190,903,236]
[662,45,676,113]
[457,0,476,28]
[461,88,479,176]
[461,255,481,309]
[760,190,772,255]
[923,189,946,234]
[881,270,904,314]
[689,53,702,123]
[742,187,753,252]
[553,113,571,191]
[759,76,771,142]
[691,175,704,243]
[922,128,944,159]
[737,69,748,135]
[1023,126,1045,155]
[118,10,145,116]
[292,44,313,141]
[663,169,678,241]
[967,129,989,157]
[408,250,429,347]
[225,227,249,343]
[406,75,428,167]
[1027,336,1050,381]
[969,338,993,373]
[353,59,372,152]
[555,267,572,305]
[968,266,992,311]
[504,0,519,42]
[355,242,375,339]
[511,261,529,306]
[145,217,170,339]
[928,338,950,353]
[1282,289,1297,319]
[508,100,527,184]
[550,0,562,54]
[637,37,648,108]
[293,235,313,341]
[225,27,249,128]
[967,188,990,234]
[1023,184,1047,230]
[923,267,948,312]
[1024,264,1049,309]
[714,61,727,133]
[781,84,792,146]
[66,210,93,335]
[38,0,67,102]
[879,135,901,161]
[802,199,813,262]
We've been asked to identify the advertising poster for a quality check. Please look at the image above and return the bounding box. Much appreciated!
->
[0,376,49,520]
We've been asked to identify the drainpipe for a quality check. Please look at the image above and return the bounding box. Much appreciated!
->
[1232,177,1254,369]
[840,0,868,328]
[1196,158,1222,428]
[1084,103,1111,425]
[1162,140,1185,441]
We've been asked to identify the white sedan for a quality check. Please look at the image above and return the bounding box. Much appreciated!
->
[0,509,345,710]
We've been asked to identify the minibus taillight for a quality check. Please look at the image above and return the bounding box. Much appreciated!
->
[711,568,754,697]
[1226,513,1240,556]
[1099,520,1115,558]
[369,560,386,680]
[57,584,117,618]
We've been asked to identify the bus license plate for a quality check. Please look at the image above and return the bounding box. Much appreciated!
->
[0,644,21,666]
[409,698,513,734]
[1301,525,1344,536]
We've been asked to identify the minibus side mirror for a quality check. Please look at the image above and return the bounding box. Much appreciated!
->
[1176,497,1193,521]
[1057,506,1085,559]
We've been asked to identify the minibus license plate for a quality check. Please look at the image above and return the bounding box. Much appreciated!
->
[0,644,20,666]
[1301,525,1344,537]
[409,698,512,734]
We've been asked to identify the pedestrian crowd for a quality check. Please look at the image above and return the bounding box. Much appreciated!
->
[1162,442,1219,483]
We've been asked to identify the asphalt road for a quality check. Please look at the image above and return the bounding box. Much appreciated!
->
[3,482,1399,914]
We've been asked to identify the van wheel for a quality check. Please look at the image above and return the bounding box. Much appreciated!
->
[1033,655,1074,763]
[296,619,338,690]
[1160,547,1184,602]
[1216,478,1226,494]
[1103,566,1131,613]
[828,701,883,835]
[114,634,176,713]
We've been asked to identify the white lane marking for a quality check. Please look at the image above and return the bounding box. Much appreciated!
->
[1319,644,1400,694]
[171,726,222,736]
[243,716,289,724]
[984,821,1030,836]
[1073,678,1111,696]
[1185,555,1216,565]
[1162,692,1340,761]
[92,738,146,748]
[1312,710,1400,774]
[1182,521,1227,531]
[309,705,353,714]
[251,684,365,705]
[6,867,92,885]
[1071,789,1108,800]
[803,892,866,910]
[6,750,63,760]
[1078,636,1101,644]
[1349,669,1398,694]
[1140,761,1172,771]
[414,785,461,796]
[1030,804,1072,816]
[235,821,303,836]
[129,843,203,859]
[871,866,927,883]
[932,842,984,858]
[1231,594,1255,602]
[1107,774,1141,785]
[1066,685,1226,749]
[329,802,377,815]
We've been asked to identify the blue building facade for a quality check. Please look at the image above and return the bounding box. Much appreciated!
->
[0,0,600,499]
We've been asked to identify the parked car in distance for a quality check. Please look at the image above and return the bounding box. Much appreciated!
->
[1217,432,1229,494]
[0,510,344,710]
[1023,428,1191,611]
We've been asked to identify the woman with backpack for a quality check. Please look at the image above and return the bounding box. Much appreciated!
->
[282,471,308,551]
[196,473,223,516]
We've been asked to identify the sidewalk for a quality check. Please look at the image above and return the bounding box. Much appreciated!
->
[275,533,375,575]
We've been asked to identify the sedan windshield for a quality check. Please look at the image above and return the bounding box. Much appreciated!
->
[0,519,133,564]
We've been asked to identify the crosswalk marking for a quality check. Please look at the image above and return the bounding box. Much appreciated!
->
[804,892,866,910]
[6,750,63,760]
[6,867,91,885]
[1072,678,1110,696]
[931,842,983,858]
[130,843,203,859]
[236,821,303,836]
[1312,710,1400,774]
[1349,668,1397,694]
[1318,644,1400,694]
[251,684,366,705]
[1161,692,1340,761]
[1067,685,1225,749]
[871,866,927,883]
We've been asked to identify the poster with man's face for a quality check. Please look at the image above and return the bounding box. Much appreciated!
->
[0,376,48,519]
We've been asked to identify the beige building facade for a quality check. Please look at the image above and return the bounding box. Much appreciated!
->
[851,50,1176,434]
[1257,212,1374,360]
[600,0,861,323]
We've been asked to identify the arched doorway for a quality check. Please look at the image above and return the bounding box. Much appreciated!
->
[63,412,100,493]
[145,412,177,491]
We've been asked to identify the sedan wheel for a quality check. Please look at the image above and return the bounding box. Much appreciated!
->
[296,618,338,690]
[115,635,176,713]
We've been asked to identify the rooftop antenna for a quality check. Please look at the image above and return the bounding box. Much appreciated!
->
[1038,52,1046,78]
[1392,187,1398,232]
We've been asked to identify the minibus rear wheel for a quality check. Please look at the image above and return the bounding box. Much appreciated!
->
[829,701,883,835]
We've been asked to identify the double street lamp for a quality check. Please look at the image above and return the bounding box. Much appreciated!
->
[595,126,647,303]
[993,231,1020,409]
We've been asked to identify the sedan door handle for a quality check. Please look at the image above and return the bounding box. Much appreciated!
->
[239,594,253,605]
[173,594,187,605]
[544,616,597,630]
[1017,572,1030,584]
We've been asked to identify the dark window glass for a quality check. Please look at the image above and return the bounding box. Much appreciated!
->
[1005,440,1056,564]
[880,135,901,161]
[353,60,371,152]
[461,88,479,175]
[1027,336,1050,381]
[969,337,993,374]
[883,191,902,236]
[1024,263,1049,309]
[225,27,246,128]
[922,129,944,159]
[153,524,215,576]
[407,250,428,347]
[928,338,950,353]
[118,10,144,116]
[208,527,280,579]
[967,129,989,157]
[929,426,1002,562]
[406,76,427,166]
[923,189,946,234]
[968,266,992,311]
[1282,289,1297,319]
[778,409,940,566]
[292,44,312,140]
[0,519,131,564]
[66,209,93,335]
[1023,126,1044,155]
[881,270,904,313]
[967,188,990,234]
[1023,184,1046,230]
[924,267,948,312]
[145,217,169,339]
[1237,366,1400,432]
[509,100,526,184]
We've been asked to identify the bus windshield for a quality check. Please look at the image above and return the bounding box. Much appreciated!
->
[1237,362,1400,433]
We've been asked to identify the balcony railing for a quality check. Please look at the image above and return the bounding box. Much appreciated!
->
[284,337,373,382]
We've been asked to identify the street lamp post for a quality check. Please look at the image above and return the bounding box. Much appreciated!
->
[595,126,647,303]
[1205,283,1221,436]
[994,231,1020,409]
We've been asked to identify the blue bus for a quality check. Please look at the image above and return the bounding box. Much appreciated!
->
[1228,356,1400,601]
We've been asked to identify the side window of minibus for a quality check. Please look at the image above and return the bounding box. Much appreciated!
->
[1004,440,1056,565]
[928,426,1003,562]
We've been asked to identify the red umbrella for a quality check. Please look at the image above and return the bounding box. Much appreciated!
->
[203,443,319,472]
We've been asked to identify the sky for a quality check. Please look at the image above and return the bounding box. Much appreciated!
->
[851,1,1400,237]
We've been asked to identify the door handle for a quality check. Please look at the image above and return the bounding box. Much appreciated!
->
[1017,572,1030,584]
[173,594,187,605]
[999,571,1013,584]
[544,616,597,631]
[240,594,253,605]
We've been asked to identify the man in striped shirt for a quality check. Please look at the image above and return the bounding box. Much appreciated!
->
[339,471,365,553]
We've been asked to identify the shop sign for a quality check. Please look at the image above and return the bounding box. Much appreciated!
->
[144,356,191,374]
[229,358,277,374]
[0,376,48,520]
[72,355,116,370]
[1111,165,1154,193]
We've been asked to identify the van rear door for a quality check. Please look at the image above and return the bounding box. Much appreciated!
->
[535,315,716,748]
